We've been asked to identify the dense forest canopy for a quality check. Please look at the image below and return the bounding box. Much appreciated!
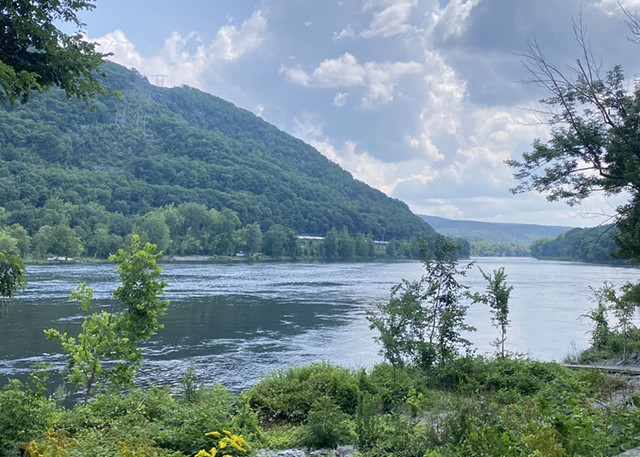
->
[0,62,435,258]
[529,225,621,264]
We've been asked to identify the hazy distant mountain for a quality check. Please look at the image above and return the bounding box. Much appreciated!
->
[420,215,573,245]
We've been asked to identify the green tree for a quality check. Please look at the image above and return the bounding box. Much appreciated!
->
[213,208,241,255]
[0,231,19,255]
[0,251,26,317]
[355,233,375,258]
[5,223,30,257]
[323,228,339,259]
[263,224,297,258]
[45,235,168,401]
[368,236,475,369]
[110,235,169,343]
[238,222,263,255]
[367,279,423,371]
[1,0,108,104]
[507,17,640,262]
[468,267,513,358]
[134,214,171,253]
[32,223,83,259]
[84,226,122,258]
[583,286,612,353]
[597,282,640,363]
[337,228,355,259]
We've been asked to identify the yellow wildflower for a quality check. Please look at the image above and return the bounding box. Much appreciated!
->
[205,431,222,438]
[194,447,217,457]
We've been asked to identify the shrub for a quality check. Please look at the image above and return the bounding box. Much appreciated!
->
[0,378,56,456]
[300,396,353,450]
[249,362,360,423]
[362,363,420,413]
[360,414,435,457]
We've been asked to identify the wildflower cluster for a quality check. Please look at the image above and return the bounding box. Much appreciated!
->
[195,429,251,457]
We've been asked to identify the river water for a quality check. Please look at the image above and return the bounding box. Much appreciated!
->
[0,258,638,391]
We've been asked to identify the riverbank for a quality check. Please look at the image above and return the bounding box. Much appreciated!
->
[7,357,640,456]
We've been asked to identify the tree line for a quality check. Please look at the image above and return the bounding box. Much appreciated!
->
[0,198,462,261]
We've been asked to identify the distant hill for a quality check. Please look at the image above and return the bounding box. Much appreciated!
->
[0,62,434,241]
[530,225,622,264]
[420,215,572,245]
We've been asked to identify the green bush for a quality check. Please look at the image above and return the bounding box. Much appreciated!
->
[431,356,574,397]
[249,362,360,423]
[0,378,56,457]
[359,414,435,457]
[483,359,568,396]
[154,385,239,455]
[362,363,421,413]
[430,356,489,393]
[300,396,353,450]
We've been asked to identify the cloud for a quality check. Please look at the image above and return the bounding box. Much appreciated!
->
[361,0,419,38]
[212,10,267,61]
[333,25,355,40]
[93,10,267,89]
[596,0,640,14]
[94,29,145,70]
[282,52,422,108]
[312,53,366,87]
[292,115,399,195]
[280,66,312,86]
[333,92,348,107]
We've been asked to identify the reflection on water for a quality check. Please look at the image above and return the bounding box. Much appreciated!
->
[0,259,638,391]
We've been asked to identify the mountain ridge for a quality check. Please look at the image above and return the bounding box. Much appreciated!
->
[0,62,435,241]
[420,215,573,245]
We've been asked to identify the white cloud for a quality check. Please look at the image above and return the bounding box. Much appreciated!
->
[333,92,348,107]
[333,25,355,40]
[293,116,398,195]
[595,0,640,15]
[282,52,422,108]
[312,53,366,87]
[212,10,267,61]
[280,66,312,86]
[93,29,144,70]
[361,0,418,38]
[428,0,480,41]
[93,10,267,89]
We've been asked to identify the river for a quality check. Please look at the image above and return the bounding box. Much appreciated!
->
[0,258,638,391]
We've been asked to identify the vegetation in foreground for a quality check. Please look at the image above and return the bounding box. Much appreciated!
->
[2,235,640,457]
[3,357,640,457]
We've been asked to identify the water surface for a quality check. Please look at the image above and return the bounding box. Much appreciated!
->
[0,258,637,391]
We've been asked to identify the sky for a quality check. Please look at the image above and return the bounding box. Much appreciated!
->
[77,0,640,227]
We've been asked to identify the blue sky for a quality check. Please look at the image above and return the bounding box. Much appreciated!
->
[80,0,640,226]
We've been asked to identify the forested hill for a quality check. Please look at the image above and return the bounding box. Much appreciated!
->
[420,215,571,245]
[419,215,575,257]
[0,62,434,240]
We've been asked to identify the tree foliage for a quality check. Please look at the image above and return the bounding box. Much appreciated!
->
[468,267,513,358]
[580,281,640,363]
[368,236,475,370]
[0,250,26,316]
[45,235,168,402]
[507,16,640,262]
[529,225,619,264]
[0,0,108,104]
